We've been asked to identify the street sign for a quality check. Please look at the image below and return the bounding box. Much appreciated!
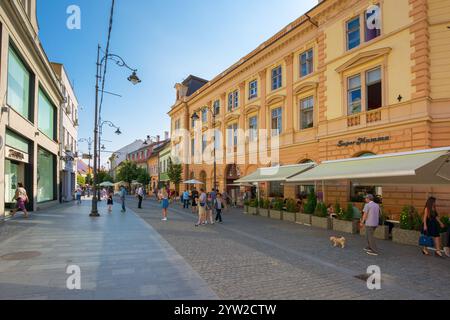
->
[82,154,93,160]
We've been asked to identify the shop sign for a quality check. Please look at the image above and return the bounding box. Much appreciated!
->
[337,136,390,147]
[6,146,29,163]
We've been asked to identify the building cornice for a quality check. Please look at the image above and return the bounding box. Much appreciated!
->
[176,0,336,107]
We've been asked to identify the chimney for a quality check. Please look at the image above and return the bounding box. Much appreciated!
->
[165,131,169,140]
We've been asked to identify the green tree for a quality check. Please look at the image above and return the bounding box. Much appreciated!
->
[85,174,93,185]
[77,175,86,187]
[167,157,183,194]
[117,161,139,187]
[136,167,151,186]
[97,170,114,184]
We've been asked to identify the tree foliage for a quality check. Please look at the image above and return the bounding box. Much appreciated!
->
[167,157,183,192]
[117,161,139,186]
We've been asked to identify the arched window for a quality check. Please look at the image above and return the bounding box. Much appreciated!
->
[356,152,376,158]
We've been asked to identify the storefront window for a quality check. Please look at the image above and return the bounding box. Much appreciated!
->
[350,152,381,203]
[38,88,56,140]
[296,185,315,200]
[269,181,284,198]
[7,46,31,120]
[37,147,55,203]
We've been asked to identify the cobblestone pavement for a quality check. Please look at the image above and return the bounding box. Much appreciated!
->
[0,200,216,300]
[131,196,450,300]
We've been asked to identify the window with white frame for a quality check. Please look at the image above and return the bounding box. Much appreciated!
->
[347,75,362,115]
[271,66,282,91]
[300,96,314,129]
[365,4,381,42]
[213,100,220,115]
[300,49,313,77]
[227,123,238,147]
[366,67,382,111]
[202,134,207,153]
[248,116,258,142]
[271,108,282,135]
[228,90,239,111]
[346,17,361,50]
[249,80,258,99]
[201,108,208,123]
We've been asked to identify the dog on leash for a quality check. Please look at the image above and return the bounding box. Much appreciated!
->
[330,236,346,249]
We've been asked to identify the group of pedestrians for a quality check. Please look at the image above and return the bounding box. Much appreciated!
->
[360,194,450,258]
[181,188,225,227]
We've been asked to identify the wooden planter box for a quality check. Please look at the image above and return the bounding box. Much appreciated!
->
[283,212,296,223]
[296,213,312,225]
[392,228,421,246]
[360,225,390,240]
[258,208,270,217]
[311,216,332,230]
[270,210,282,220]
[332,219,358,234]
[248,207,258,215]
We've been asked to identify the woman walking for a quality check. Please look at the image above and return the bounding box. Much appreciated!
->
[422,197,445,257]
[107,189,114,213]
[11,183,29,218]
[159,189,169,221]
[191,188,198,214]
[206,193,214,225]
[195,188,207,227]
[75,187,82,205]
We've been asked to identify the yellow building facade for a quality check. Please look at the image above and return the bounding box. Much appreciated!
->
[168,0,450,218]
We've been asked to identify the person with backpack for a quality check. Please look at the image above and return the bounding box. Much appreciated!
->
[11,183,29,219]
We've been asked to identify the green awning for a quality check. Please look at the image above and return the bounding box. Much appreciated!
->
[235,163,315,184]
[287,148,450,186]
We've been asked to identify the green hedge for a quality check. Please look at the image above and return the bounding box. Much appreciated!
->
[400,206,422,231]
[314,202,328,217]
[304,192,317,215]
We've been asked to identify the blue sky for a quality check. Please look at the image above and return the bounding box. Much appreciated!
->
[37,0,317,159]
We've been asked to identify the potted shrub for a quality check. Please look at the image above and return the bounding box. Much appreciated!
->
[259,198,270,217]
[333,203,358,234]
[270,198,283,220]
[248,198,259,215]
[360,206,390,240]
[311,202,332,229]
[392,206,422,246]
[283,199,298,222]
[296,192,316,225]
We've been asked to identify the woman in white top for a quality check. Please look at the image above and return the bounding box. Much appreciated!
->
[11,183,29,218]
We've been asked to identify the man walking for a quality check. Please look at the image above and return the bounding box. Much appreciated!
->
[120,185,127,213]
[182,190,190,209]
[360,194,380,256]
[137,185,144,209]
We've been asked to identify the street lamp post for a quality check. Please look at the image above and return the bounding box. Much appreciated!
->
[78,138,94,180]
[191,107,217,192]
[91,45,141,217]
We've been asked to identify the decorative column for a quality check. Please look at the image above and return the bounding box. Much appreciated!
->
[284,53,294,144]
[237,82,246,166]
